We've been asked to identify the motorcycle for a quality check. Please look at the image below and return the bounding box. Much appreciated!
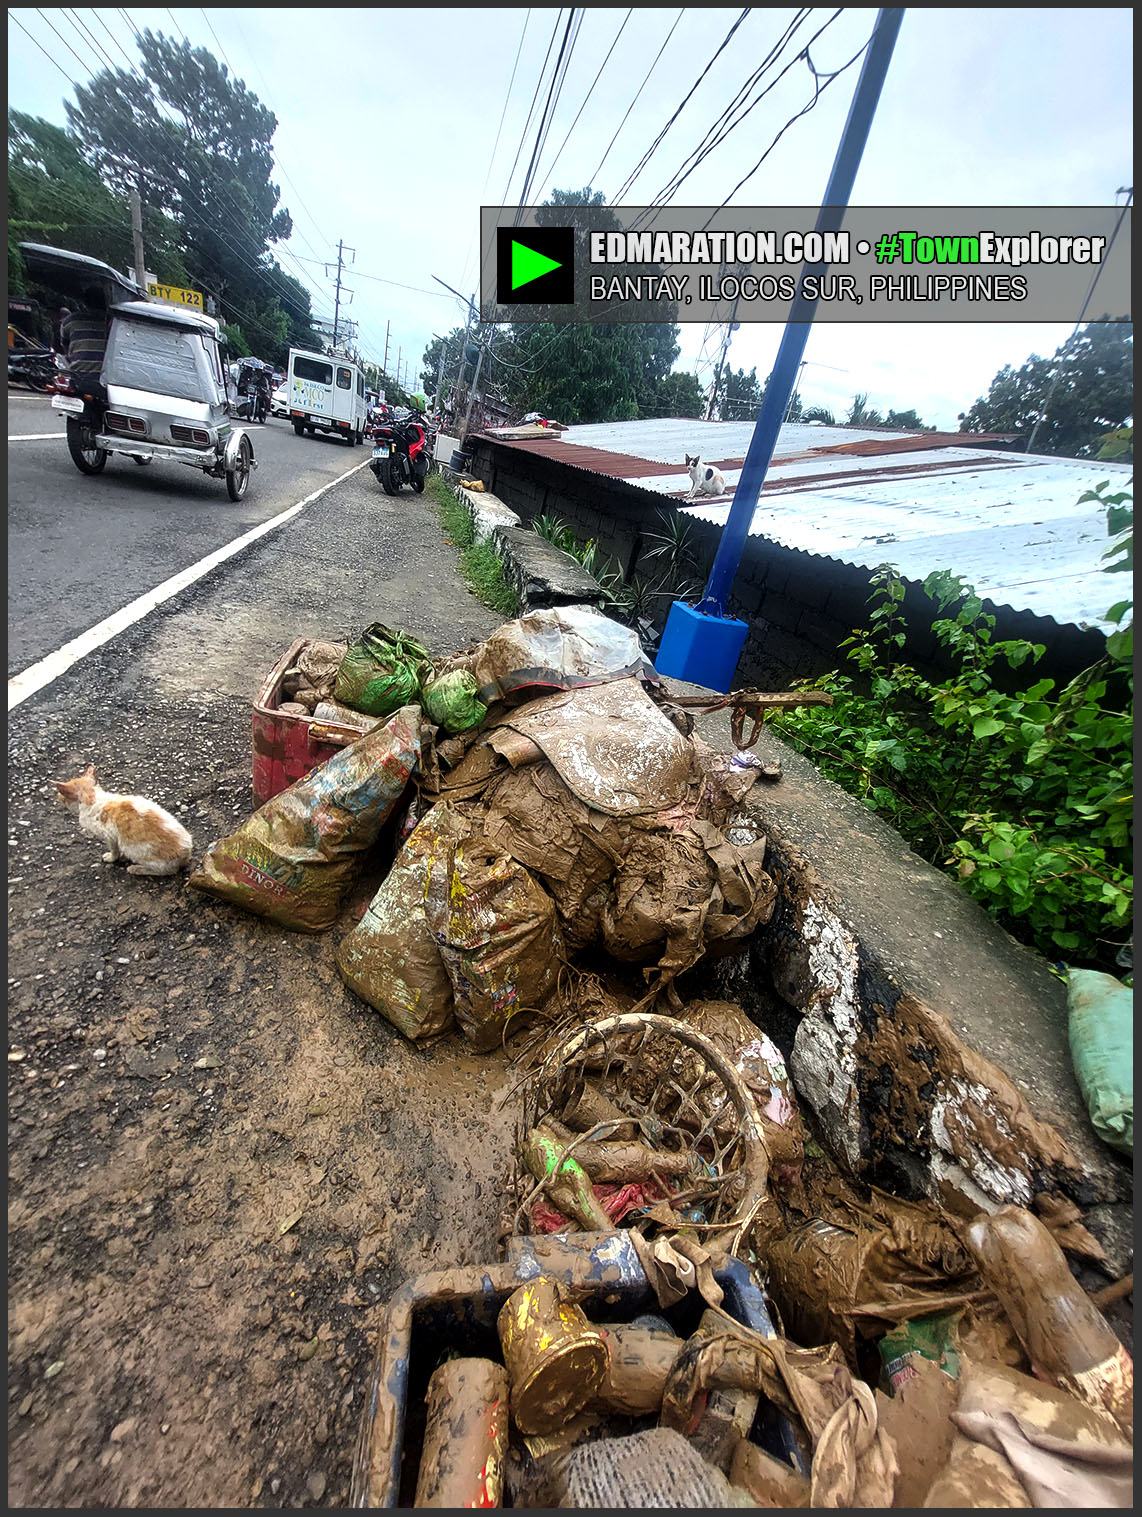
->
[231,359,271,423]
[8,346,58,392]
[369,409,430,494]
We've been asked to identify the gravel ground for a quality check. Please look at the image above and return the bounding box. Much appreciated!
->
[7,469,518,1508]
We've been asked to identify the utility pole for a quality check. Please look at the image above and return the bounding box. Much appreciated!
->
[656,6,904,690]
[460,329,493,441]
[328,239,355,352]
[383,321,390,376]
[433,345,446,413]
[129,185,146,291]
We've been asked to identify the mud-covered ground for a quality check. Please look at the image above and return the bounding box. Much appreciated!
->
[7,471,516,1508]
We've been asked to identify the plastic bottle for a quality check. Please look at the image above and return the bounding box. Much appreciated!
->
[966,1206,1132,1434]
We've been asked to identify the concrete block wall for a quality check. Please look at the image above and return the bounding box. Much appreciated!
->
[468,438,1108,690]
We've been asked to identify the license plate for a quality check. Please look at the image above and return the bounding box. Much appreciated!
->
[373,445,390,457]
[52,395,84,414]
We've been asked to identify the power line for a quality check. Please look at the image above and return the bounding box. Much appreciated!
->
[63,7,118,72]
[87,7,137,70]
[637,9,820,218]
[9,12,78,87]
[499,8,565,207]
[610,8,751,203]
[515,8,583,212]
[532,7,632,203]
[33,6,98,78]
[586,8,684,190]
[702,29,870,221]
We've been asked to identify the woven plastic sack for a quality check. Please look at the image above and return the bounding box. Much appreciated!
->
[189,706,420,933]
[335,808,461,1042]
[1067,968,1133,1153]
[333,623,433,718]
[422,809,562,1052]
[421,669,487,734]
[548,1428,753,1508]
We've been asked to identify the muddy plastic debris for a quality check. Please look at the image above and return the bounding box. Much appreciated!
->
[924,1354,1133,1508]
[190,705,421,932]
[966,1206,1133,1436]
[497,1276,610,1436]
[591,1322,684,1416]
[413,1358,508,1509]
[439,605,650,706]
[334,623,434,718]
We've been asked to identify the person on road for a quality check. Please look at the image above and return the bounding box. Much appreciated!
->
[60,289,109,400]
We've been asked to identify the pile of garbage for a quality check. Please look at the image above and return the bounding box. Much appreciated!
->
[184,607,1132,1508]
[375,1201,1131,1510]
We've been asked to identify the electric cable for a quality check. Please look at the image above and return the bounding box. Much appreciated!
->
[585,8,684,190]
[609,8,751,204]
[9,11,79,87]
[531,7,632,204]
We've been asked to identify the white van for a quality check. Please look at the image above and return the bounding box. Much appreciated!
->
[287,349,368,444]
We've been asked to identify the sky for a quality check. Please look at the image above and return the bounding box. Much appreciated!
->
[7,6,1134,428]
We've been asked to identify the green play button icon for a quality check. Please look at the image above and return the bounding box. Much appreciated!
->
[497,226,575,304]
[511,240,562,290]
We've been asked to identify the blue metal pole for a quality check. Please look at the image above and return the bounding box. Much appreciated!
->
[696,7,904,618]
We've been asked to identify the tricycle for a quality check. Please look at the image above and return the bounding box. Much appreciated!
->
[20,242,257,501]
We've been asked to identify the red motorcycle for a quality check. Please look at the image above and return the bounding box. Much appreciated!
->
[369,408,430,495]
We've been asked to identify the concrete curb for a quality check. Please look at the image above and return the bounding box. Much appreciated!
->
[447,475,608,613]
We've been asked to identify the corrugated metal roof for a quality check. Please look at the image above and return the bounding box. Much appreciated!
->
[479,418,1130,632]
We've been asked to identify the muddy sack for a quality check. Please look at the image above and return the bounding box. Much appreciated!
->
[335,807,461,1042]
[333,623,433,718]
[190,706,421,933]
[422,811,562,1051]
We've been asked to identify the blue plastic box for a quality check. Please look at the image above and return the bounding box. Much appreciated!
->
[655,601,749,694]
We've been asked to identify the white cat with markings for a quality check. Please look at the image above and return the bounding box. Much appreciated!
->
[684,453,726,499]
[54,765,193,877]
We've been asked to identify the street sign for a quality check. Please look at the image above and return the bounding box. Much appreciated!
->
[147,281,205,310]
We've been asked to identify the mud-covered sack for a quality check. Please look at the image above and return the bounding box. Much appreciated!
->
[1066,968,1133,1154]
[421,669,487,734]
[333,623,433,718]
[422,807,562,1052]
[335,807,460,1042]
[190,706,421,933]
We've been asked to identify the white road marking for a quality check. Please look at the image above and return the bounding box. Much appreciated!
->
[9,432,66,441]
[8,458,372,710]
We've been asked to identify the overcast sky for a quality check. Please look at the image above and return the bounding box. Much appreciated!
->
[7,6,1134,427]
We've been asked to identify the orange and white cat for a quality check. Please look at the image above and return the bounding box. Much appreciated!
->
[54,765,193,877]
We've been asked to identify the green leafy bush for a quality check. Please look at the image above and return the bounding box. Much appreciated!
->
[774,487,1133,967]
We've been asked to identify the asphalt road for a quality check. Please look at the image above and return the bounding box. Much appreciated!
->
[7,391,368,676]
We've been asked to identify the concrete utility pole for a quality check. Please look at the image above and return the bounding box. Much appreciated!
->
[129,185,146,291]
[383,321,390,376]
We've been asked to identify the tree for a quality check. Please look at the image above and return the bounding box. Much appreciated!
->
[847,392,884,426]
[715,365,763,420]
[884,408,933,431]
[802,405,835,424]
[66,29,292,321]
[958,323,1132,458]
[493,187,688,424]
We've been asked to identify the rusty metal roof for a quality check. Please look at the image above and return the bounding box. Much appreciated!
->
[474,418,1131,632]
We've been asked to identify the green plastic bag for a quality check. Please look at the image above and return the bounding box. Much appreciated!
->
[1067,968,1133,1154]
[333,623,433,718]
[421,669,487,734]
